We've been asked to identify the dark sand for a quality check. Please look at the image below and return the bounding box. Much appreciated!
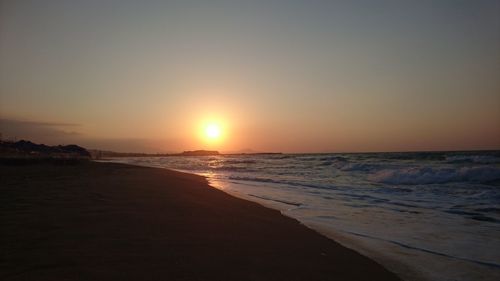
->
[0,162,401,281]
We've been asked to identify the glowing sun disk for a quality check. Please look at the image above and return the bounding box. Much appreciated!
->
[205,123,221,139]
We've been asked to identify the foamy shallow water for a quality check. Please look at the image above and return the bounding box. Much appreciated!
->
[103,151,500,281]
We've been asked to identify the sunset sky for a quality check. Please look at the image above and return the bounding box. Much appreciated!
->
[1,0,499,153]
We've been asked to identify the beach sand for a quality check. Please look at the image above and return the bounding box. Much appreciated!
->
[1,161,401,280]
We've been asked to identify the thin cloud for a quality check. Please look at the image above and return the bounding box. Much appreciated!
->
[0,118,82,142]
[0,118,81,127]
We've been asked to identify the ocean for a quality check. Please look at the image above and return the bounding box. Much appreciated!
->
[104,151,500,281]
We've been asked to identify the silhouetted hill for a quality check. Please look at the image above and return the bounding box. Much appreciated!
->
[0,140,91,158]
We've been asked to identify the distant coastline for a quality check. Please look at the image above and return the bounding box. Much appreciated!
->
[0,139,283,160]
[88,149,282,159]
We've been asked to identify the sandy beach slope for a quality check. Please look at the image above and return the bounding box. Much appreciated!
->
[0,162,401,280]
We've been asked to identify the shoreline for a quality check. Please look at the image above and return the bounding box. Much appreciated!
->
[101,157,500,281]
[199,177,423,281]
[1,161,401,280]
[199,169,500,281]
[190,172,424,281]
[96,160,428,281]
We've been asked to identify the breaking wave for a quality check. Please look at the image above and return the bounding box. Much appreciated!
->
[446,155,500,164]
[370,166,500,185]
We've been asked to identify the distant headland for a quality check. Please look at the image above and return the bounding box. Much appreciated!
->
[0,140,91,164]
[0,140,91,158]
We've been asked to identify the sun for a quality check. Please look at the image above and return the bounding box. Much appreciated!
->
[199,118,227,145]
[205,123,221,139]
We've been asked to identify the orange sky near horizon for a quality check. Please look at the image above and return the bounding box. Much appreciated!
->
[1,1,499,153]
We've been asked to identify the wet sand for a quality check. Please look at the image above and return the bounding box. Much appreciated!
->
[0,161,401,280]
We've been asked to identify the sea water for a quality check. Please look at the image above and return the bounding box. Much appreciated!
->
[105,151,500,281]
